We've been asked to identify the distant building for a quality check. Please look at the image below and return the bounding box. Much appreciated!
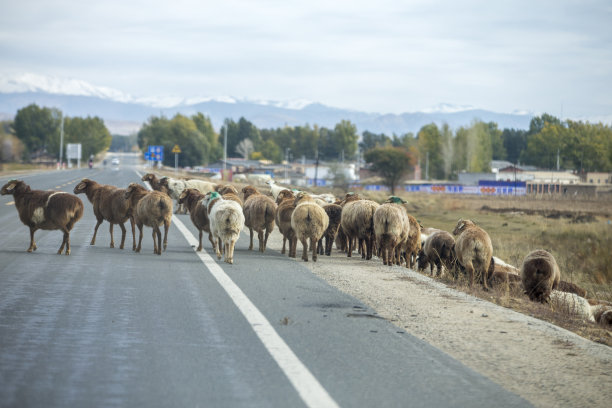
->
[458,172,496,186]
[585,172,612,184]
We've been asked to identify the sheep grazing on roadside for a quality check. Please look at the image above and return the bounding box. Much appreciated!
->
[291,192,329,262]
[1,180,83,255]
[124,183,173,255]
[242,185,277,252]
[318,203,342,256]
[452,219,494,289]
[384,196,420,268]
[557,280,587,298]
[205,192,245,264]
[373,203,408,266]
[548,290,594,322]
[520,249,561,303]
[418,230,456,277]
[487,258,522,289]
[275,189,297,257]
[159,176,217,214]
[341,198,380,260]
[141,173,170,195]
[73,178,135,250]
[591,305,612,326]
[178,188,214,252]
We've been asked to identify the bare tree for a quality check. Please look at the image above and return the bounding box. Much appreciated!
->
[236,138,254,159]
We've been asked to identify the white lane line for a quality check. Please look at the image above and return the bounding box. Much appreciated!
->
[135,170,339,408]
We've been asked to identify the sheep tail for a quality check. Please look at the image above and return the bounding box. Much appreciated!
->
[158,199,167,212]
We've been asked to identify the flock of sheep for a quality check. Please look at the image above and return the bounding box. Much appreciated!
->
[1,174,610,327]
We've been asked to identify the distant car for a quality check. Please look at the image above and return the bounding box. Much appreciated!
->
[111,158,120,165]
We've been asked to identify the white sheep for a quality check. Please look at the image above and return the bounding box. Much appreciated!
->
[205,192,245,264]
[266,179,288,201]
[160,176,217,214]
[549,290,595,322]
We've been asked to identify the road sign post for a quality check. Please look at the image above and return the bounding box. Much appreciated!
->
[172,145,181,174]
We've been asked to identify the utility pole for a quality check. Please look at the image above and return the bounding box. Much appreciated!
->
[58,115,64,169]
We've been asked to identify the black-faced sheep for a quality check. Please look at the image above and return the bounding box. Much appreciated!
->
[452,219,494,289]
[178,188,214,252]
[291,192,329,262]
[275,189,297,257]
[242,185,277,252]
[205,192,245,264]
[418,230,456,277]
[340,198,379,260]
[73,178,135,250]
[124,183,173,255]
[1,180,83,255]
[318,203,342,256]
[373,203,408,266]
[520,249,561,303]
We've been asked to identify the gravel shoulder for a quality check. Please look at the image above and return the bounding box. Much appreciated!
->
[265,230,612,408]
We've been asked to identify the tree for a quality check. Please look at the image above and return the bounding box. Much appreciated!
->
[417,123,443,179]
[63,116,112,160]
[364,147,415,194]
[13,104,62,160]
[501,128,528,164]
[440,123,454,180]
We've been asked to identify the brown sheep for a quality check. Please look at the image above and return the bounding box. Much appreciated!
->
[452,219,494,289]
[383,196,421,268]
[592,305,612,326]
[217,185,243,207]
[418,230,456,277]
[291,192,329,262]
[141,173,170,195]
[275,189,297,257]
[340,199,380,260]
[73,178,136,250]
[557,280,587,298]
[124,183,173,255]
[241,185,277,252]
[373,203,408,266]
[178,188,215,252]
[1,180,83,255]
[335,192,362,252]
[318,203,342,256]
[520,249,561,303]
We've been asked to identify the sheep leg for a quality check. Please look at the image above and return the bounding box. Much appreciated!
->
[27,226,38,252]
[57,229,69,255]
[281,236,287,254]
[347,235,353,257]
[109,223,115,248]
[197,230,203,251]
[311,237,318,262]
[135,224,143,253]
[258,230,265,252]
[118,223,127,249]
[129,217,136,251]
[263,228,271,252]
[91,218,103,245]
[163,220,170,251]
[208,232,216,252]
[215,236,222,259]
[464,261,475,287]
[152,229,158,254]
[248,228,254,250]
[289,236,297,258]
[301,237,309,261]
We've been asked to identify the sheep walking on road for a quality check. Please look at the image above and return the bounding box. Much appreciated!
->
[291,192,329,262]
[242,185,277,252]
[124,183,173,255]
[275,189,297,257]
[205,192,245,264]
[373,203,409,266]
[178,188,214,252]
[1,180,83,255]
[73,178,135,250]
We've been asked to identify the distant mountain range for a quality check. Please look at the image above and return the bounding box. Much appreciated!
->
[0,73,534,135]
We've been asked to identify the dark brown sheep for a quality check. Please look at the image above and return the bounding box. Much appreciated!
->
[178,188,215,252]
[124,183,173,255]
[141,173,170,195]
[318,203,342,256]
[241,185,277,252]
[73,178,135,250]
[1,180,83,255]
[557,280,587,298]
[418,230,456,277]
[340,199,379,260]
[520,249,561,303]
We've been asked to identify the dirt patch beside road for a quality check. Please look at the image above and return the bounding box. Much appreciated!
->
[265,230,612,408]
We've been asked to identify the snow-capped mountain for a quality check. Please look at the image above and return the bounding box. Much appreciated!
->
[0,73,535,135]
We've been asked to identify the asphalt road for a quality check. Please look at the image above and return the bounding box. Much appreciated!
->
[0,154,530,407]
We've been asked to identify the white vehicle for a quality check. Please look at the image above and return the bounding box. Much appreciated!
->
[111,157,120,165]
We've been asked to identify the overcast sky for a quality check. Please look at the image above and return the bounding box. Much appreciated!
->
[1,0,611,119]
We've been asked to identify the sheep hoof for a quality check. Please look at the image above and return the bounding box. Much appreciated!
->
[65,250,70,255]
[110,243,114,248]
[27,248,34,253]
[196,246,202,251]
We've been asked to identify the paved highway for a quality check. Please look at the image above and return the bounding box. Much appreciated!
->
[0,154,530,407]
